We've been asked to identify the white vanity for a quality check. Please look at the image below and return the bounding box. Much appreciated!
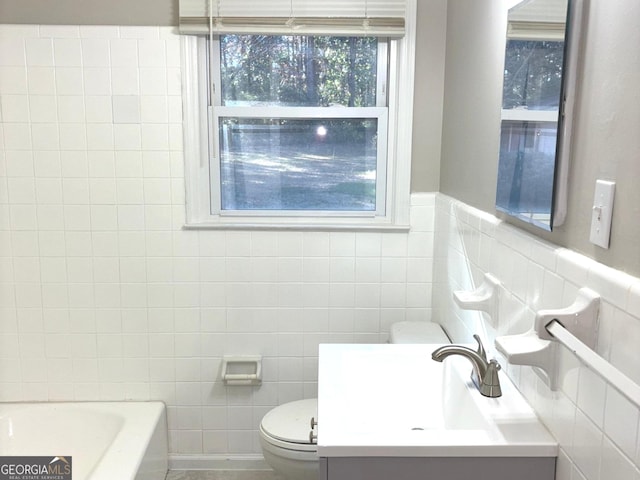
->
[317,344,557,480]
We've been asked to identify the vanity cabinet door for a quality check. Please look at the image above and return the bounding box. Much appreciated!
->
[320,457,556,480]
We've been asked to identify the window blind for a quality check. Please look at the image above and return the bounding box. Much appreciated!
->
[179,0,406,37]
[507,21,566,41]
[507,0,567,41]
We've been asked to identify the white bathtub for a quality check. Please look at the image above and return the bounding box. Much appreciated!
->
[0,402,167,480]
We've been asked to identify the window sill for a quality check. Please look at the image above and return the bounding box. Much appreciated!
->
[182,221,410,232]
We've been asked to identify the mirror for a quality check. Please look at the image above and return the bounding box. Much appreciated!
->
[495,0,580,231]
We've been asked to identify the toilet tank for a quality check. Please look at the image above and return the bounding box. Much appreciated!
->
[389,322,450,344]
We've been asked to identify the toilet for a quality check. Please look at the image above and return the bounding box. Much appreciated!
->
[258,321,450,480]
[387,320,450,344]
[259,398,318,480]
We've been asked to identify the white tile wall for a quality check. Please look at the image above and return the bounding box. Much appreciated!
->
[11,23,639,475]
[434,194,640,480]
[0,24,436,457]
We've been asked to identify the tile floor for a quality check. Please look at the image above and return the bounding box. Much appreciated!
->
[165,470,287,480]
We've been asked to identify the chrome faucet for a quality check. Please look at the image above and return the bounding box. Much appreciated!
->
[431,334,502,398]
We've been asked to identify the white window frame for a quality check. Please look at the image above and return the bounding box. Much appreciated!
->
[181,2,416,230]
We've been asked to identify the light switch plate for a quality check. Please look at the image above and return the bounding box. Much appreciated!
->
[589,180,615,249]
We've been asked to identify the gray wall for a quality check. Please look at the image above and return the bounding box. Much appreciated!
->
[0,0,177,25]
[439,0,504,212]
[552,0,640,275]
[410,0,447,193]
[439,0,640,277]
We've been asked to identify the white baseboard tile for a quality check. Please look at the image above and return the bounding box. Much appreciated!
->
[169,454,271,471]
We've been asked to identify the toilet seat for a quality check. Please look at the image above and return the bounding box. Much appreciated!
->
[260,398,317,453]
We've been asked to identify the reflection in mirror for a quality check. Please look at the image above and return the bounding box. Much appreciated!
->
[496,0,570,231]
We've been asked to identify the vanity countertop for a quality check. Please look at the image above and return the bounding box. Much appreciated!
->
[317,343,557,458]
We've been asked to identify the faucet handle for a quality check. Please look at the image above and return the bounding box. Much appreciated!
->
[472,334,487,362]
[479,359,502,398]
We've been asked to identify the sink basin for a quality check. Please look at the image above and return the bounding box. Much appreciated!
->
[317,344,557,458]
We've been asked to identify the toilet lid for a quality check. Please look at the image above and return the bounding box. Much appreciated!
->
[261,399,317,444]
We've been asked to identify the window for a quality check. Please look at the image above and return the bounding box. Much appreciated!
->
[181,9,415,229]
[214,35,387,215]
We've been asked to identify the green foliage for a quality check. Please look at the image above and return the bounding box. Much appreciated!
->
[220,35,378,107]
[502,40,565,110]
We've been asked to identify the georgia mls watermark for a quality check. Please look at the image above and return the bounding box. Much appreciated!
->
[0,456,72,480]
